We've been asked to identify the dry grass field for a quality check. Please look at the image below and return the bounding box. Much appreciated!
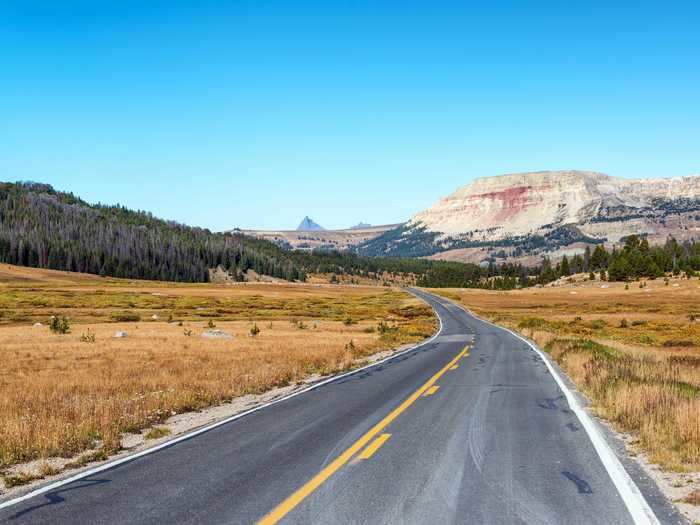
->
[0,265,435,479]
[433,277,700,472]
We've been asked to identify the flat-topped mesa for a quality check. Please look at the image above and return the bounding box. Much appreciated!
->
[410,170,700,240]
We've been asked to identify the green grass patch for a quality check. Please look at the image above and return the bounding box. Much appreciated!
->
[144,427,171,440]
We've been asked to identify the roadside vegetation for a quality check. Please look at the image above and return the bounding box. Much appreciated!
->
[0,264,435,480]
[418,235,700,290]
[432,278,700,471]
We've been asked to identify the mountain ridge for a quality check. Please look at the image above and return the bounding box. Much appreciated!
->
[357,170,700,263]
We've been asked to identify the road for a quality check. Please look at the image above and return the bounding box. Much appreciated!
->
[0,290,676,524]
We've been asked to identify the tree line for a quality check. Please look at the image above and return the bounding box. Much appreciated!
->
[541,235,700,283]
[414,235,700,289]
[0,182,477,285]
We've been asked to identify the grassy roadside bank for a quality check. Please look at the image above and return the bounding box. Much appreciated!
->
[0,265,436,486]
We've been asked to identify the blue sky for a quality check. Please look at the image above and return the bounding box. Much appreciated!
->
[1,1,698,230]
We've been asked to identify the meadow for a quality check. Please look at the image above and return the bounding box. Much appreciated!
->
[433,277,700,472]
[0,265,435,482]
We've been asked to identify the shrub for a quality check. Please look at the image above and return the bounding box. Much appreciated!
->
[377,320,398,334]
[111,312,141,322]
[145,427,171,440]
[518,317,548,330]
[2,472,42,488]
[207,319,216,329]
[80,329,96,343]
[682,489,700,505]
[343,317,356,326]
[250,323,260,337]
[662,339,696,348]
[49,315,70,334]
[183,329,193,337]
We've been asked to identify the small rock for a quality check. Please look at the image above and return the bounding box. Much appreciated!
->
[151,314,159,320]
[33,322,43,328]
[600,285,609,289]
[114,331,128,338]
[202,329,233,340]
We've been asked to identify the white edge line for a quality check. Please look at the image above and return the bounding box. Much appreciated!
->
[437,295,660,525]
[0,295,444,511]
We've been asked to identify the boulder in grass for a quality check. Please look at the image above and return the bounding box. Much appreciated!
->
[114,331,128,338]
[33,322,43,328]
[151,314,159,320]
[202,329,233,340]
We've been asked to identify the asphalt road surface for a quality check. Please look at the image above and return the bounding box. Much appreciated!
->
[0,289,678,524]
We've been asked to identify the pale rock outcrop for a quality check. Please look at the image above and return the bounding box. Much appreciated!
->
[410,171,700,243]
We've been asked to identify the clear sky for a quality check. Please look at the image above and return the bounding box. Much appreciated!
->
[1,1,698,231]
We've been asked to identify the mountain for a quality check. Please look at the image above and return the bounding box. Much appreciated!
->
[357,171,700,263]
[350,222,372,229]
[297,216,325,231]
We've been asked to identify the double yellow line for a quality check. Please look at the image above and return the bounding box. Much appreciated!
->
[258,346,469,525]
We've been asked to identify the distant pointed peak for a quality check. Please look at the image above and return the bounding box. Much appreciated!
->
[296,216,325,231]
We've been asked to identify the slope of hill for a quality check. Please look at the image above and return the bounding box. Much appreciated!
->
[0,182,310,282]
[357,171,700,263]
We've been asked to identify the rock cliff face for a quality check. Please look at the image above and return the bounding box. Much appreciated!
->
[411,171,700,240]
[357,171,700,262]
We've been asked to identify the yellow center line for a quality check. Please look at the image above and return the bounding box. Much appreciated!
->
[450,364,459,370]
[257,347,467,525]
[358,433,391,460]
[423,385,440,396]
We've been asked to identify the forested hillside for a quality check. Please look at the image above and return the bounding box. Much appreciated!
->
[0,182,306,282]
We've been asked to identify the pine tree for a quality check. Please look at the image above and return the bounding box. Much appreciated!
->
[560,255,571,277]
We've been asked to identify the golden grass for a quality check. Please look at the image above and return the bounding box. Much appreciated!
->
[0,265,435,471]
[431,277,700,471]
